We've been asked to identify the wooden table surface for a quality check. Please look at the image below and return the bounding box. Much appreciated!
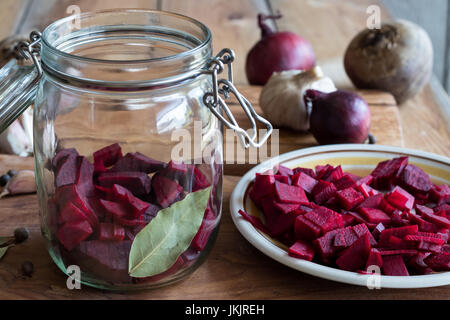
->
[0,0,448,299]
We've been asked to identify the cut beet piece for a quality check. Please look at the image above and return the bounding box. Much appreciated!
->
[355,175,374,187]
[192,208,216,251]
[55,184,98,228]
[378,198,397,215]
[249,173,276,206]
[57,220,93,251]
[313,229,341,262]
[191,167,211,192]
[336,187,364,210]
[333,227,358,249]
[315,164,334,180]
[370,156,408,190]
[378,225,418,247]
[293,167,316,179]
[97,171,151,196]
[274,181,309,204]
[273,175,289,185]
[289,240,316,261]
[143,203,161,224]
[109,152,166,174]
[99,223,125,241]
[433,203,450,216]
[324,165,344,182]
[100,199,130,221]
[274,202,301,214]
[52,148,79,170]
[404,234,445,245]
[415,204,434,216]
[93,143,123,168]
[408,252,431,272]
[112,184,150,218]
[388,235,415,250]
[151,174,184,208]
[352,223,377,246]
[304,206,344,234]
[420,210,450,229]
[385,186,415,211]
[261,195,298,236]
[406,211,443,233]
[400,164,432,195]
[359,207,391,224]
[55,153,78,188]
[382,255,409,276]
[75,156,95,197]
[372,223,386,240]
[336,234,371,271]
[312,180,337,205]
[424,252,450,271]
[417,240,443,253]
[333,175,356,191]
[58,202,88,225]
[358,194,384,209]
[295,215,322,241]
[430,184,450,205]
[365,248,383,270]
[379,249,418,257]
[75,240,132,283]
[275,165,293,177]
[291,172,318,194]
[238,209,271,235]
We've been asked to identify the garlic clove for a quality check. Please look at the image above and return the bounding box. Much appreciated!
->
[0,119,33,157]
[0,170,36,198]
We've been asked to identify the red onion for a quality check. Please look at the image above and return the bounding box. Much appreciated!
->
[245,13,316,85]
[306,89,371,145]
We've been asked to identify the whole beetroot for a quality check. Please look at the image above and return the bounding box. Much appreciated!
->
[246,13,315,85]
[306,90,371,145]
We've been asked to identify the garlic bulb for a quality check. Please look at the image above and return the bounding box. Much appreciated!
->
[0,110,33,157]
[259,66,337,131]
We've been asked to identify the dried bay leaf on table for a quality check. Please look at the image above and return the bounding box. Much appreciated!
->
[128,186,211,278]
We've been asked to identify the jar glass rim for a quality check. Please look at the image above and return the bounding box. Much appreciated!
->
[41,8,212,64]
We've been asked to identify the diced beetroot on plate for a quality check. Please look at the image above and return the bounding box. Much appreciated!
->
[295,215,322,241]
[93,143,122,168]
[379,249,418,257]
[55,153,78,188]
[370,156,408,190]
[336,234,371,271]
[372,223,385,240]
[304,207,344,234]
[359,207,391,224]
[274,202,301,214]
[415,204,434,216]
[358,194,384,209]
[238,209,271,235]
[313,229,341,262]
[275,165,293,177]
[443,244,450,253]
[365,248,383,270]
[430,184,450,205]
[417,240,443,253]
[274,181,309,204]
[420,210,450,229]
[333,227,358,249]
[378,198,397,215]
[408,252,431,272]
[58,202,88,225]
[291,172,318,194]
[406,212,443,233]
[416,231,448,241]
[424,252,450,271]
[293,167,316,179]
[109,152,166,174]
[315,164,334,180]
[288,240,316,261]
[385,186,415,211]
[192,207,216,251]
[382,255,410,276]
[388,235,415,249]
[97,171,151,196]
[352,223,377,246]
[152,174,183,208]
[57,220,93,251]
[433,203,450,216]
[274,175,289,184]
[324,165,344,182]
[404,234,445,245]
[249,173,276,206]
[333,175,356,191]
[355,175,374,187]
[400,164,432,195]
[75,156,95,197]
[357,183,380,198]
[378,225,418,247]
[336,187,364,210]
[312,180,337,205]
[342,213,356,227]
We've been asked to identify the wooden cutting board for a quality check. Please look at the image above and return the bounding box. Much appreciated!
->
[0,87,408,299]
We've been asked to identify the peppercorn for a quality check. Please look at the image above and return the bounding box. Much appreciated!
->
[21,261,34,277]
[0,174,10,187]
[7,169,18,177]
[14,227,29,244]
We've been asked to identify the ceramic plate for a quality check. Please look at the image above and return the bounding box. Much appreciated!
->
[229,144,450,288]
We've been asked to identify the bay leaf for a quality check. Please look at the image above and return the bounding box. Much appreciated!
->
[0,236,12,248]
[129,186,212,278]
[0,244,12,260]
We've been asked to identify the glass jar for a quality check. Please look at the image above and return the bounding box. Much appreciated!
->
[0,9,271,290]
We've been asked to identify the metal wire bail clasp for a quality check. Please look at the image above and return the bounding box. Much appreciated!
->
[202,49,273,149]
